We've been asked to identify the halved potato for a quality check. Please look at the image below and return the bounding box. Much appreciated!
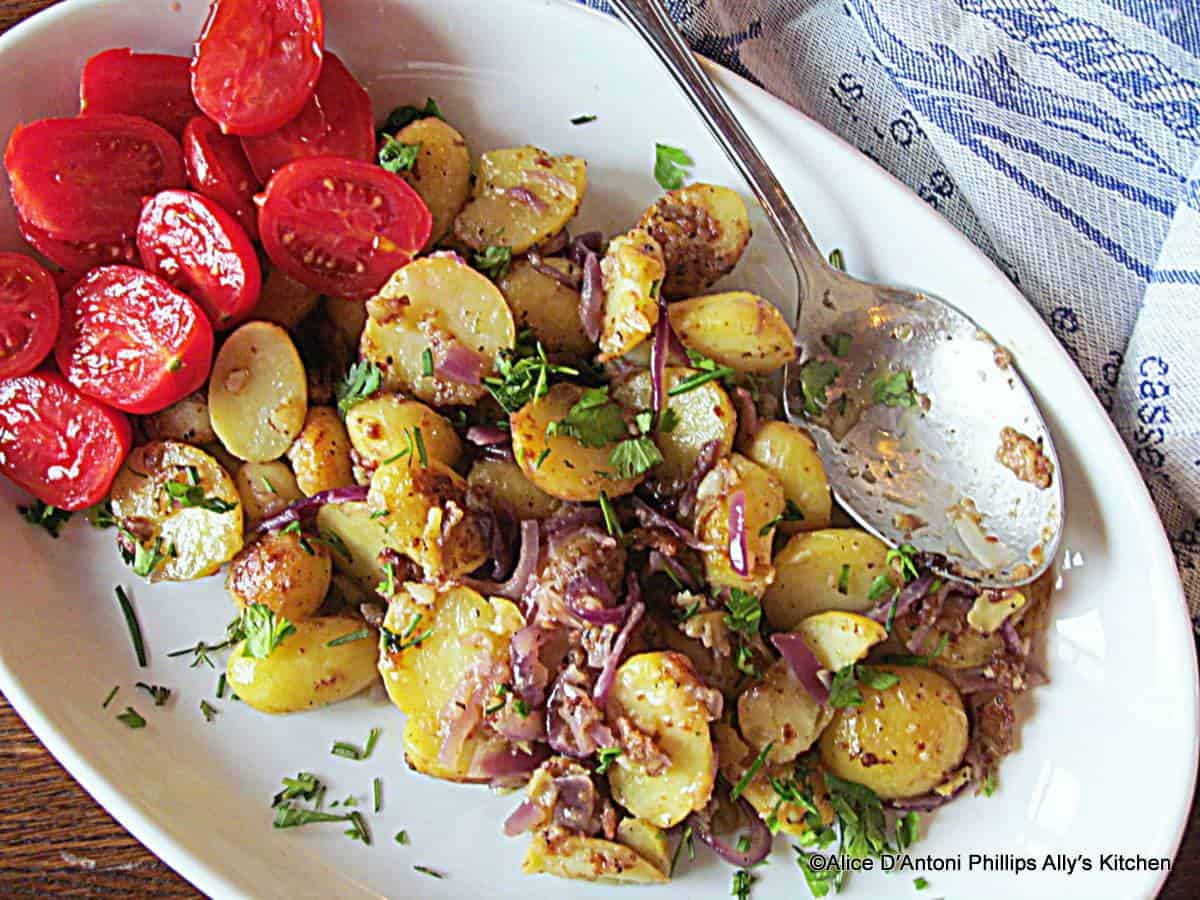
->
[763,529,892,630]
[394,116,471,249]
[209,321,308,462]
[693,454,785,597]
[345,394,461,470]
[467,457,562,519]
[605,652,717,828]
[110,441,242,582]
[745,421,831,532]
[637,183,751,299]
[611,367,736,488]
[141,391,215,444]
[497,257,593,356]
[360,255,516,406]
[737,658,832,765]
[234,460,304,528]
[287,406,354,496]
[615,819,671,876]
[522,832,667,884]
[453,146,587,253]
[510,382,642,502]
[225,530,331,622]
[314,500,390,591]
[598,228,665,361]
[795,610,887,672]
[668,292,795,374]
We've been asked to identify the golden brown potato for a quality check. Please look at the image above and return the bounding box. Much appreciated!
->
[819,665,969,800]
[668,292,795,374]
[345,394,461,471]
[763,529,891,630]
[637,183,750,299]
[394,116,472,249]
[598,228,665,361]
[737,658,833,765]
[314,500,390,591]
[693,454,785,597]
[225,530,332,622]
[745,421,831,532]
[234,461,304,528]
[615,819,671,876]
[286,407,354,497]
[141,391,215,444]
[497,257,593,356]
[522,832,667,884]
[467,457,561,519]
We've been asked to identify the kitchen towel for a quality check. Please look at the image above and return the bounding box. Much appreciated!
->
[583,0,1200,623]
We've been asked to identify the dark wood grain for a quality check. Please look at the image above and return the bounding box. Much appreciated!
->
[0,1,1196,898]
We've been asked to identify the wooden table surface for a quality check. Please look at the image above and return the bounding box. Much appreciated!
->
[0,1,1197,897]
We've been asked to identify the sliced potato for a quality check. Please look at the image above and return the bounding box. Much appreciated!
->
[819,665,968,800]
[368,457,488,578]
[669,292,794,374]
[605,652,717,828]
[615,819,671,876]
[598,228,665,361]
[763,529,891,630]
[693,454,785,597]
[511,382,642,502]
[467,457,561,519]
[611,367,736,487]
[209,321,307,462]
[394,116,471,249]
[522,831,667,884]
[737,658,832,765]
[637,183,751,299]
[315,500,390,591]
[253,267,320,329]
[345,394,461,470]
[795,611,887,672]
[746,421,831,532]
[234,461,303,528]
[110,441,243,582]
[226,530,331,622]
[360,255,516,406]
[497,257,592,356]
[141,391,215,444]
[285,407,354,496]
[226,615,378,714]
[453,146,587,253]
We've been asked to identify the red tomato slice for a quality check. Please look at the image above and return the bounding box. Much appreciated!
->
[191,0,325,137]
[240,52,374,184]
[18,215,138,275]
[259,157,432,299]
[5,114,186,243]
[182,116,262,242]
[0,370,132,510]
[81,48,200,139]
[0,253,59,379]
[56,266,214,415]
[137,190,262,330]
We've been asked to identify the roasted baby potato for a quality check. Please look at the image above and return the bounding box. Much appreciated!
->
[605,652,718,828]
[226,615,379,714]
[511,382,643,502]
[522,831,667,884]
[314,500,390,591]
[393,116,472,249]
[637,183,750,299]
[611,367,736,488]
[453,145,587,253]
[615,819,671,876]
[598,228,665,361]
[819,665,969,800]
[497,257,593,357]
[253,267,321,330]
[763,529,892,630]
[467,458,562,519]
[668,292,794,374]
[226,530,332,622]
[209,321,308,462]
[110,441,242,582]
[745,421,831,532]
[345,394,461,471]
[737,658,832,765]
[234,461,303,528]
[360,255,516,406]
[795,610,887,672]
[284,407,354,496]
[141,391,215,444]
[693,454,785,597]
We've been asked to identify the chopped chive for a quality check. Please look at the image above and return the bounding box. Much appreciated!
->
[326,628,371,648]
[421,347,434,377]
[730,741,773,801]
[332,742,361,760]
[102,685,119,709]
[598,491,622,538]
[570,114,597,125]
[363,727,382,759]
[115,586,146,667]
[414,865,443,879]
[413,427,428,467]
[828,248,845,271]
[200,700,219,722]
[837,563,851,595]
[135,682,171,706]
[216,673,227,698]
[373,777,382,813]
[534,447,551,469]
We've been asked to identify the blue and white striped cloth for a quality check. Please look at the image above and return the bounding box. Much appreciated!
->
[584,0,1200,623]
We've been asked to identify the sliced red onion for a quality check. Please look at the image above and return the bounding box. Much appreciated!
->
[510,624,552,708]
[565,574,626,625]
[507,186,547,212]
[544,504,605,536]
[503,799,543,837]
[536,229,570,256]
[527,250,581,289]
[631,497,707,550]
[905,621,936,655]
[732,386,759,448]
[493,707,546,743]
[771,632,830,704]
[650,297,670,416]
[727,490,749,576]
[677,440,721,520]
[567,231,603,266]
[592,580,646,706]
[440,688,484,768]
[256,485,369,534]
[525,168,575,196]
[579,252,603,343]
[552,774,597,832]
[466,424,510,446]
[868,571,935,623]
[436,343,485,386]
[647,550,699,589]
[1000,618,1026,657]
[548,668,613,758]
[466,742,547,781]
[466,520,540,600]
[689,790,772,868]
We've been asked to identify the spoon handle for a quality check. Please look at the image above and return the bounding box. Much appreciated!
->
[607,0,828,293]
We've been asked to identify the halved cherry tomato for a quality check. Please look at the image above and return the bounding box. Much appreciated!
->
[5,114,186,243]
[18,215,138,275]
[56,266,214,415]
[182,116,262,241]
[0,253,59,379]
[0,370,132,510]
[241,52,374,184]
[191,0,325,137]
[80,48,200,139]
[259,157,432,299]
[137,190,262,330]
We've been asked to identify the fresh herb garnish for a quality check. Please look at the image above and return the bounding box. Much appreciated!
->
[163,474,236,513]
[336,360,383,415]
[395,830,410,845]
[200,699,219,722]
[18,500,71,537]
[821,332,852,358]
[595,746,622,774]
[135,682,170,706]
[546,386,627,447]
[867,574,895,602]
[381,614,433,653]
[84,500,116,529]
[240,604,296,659]
[484,336,578,414]
[882,633,949,667]
[115,586,147,667]
[326,628,371,648]
[724,588,762,638]
[982,773,997,797]
[828,248,846,271]
[731,741,773,801]
[798,359,840,417]
[658,407,680,433]
[795,846,841,897]
[167,617,243,668]
[471,245,513,281]
[731,868,755,900]
[102,686,119,709]
[598,491,623,538]
[119,530,173,578]
[331,727,382,761]
[412,426,429,467]
[669,824,695,875]
[914,876,929,890]
[760,500,805,535]
[273,772,322,807]
[654,143,693,190]
[534,447,551,469]
[379,136,421,173]
[413,865,443,879]
[887,543,920,582]
[837,564,851,595]
[383,97,443,133]
[420,347,434,377]
[116,707,146,729]
[274,803,371,844]
[871,370,919,408]
[609,435,663,478]
[570,114,598,125]
[668,352,735,397]
[828,663,900,709]
[373,777,383,813]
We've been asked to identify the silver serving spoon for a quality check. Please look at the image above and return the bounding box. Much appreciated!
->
[610,0,1063,587]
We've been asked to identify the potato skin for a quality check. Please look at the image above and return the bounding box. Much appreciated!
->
[763,529,891,631]
[234,460,304,528]
[637,183,750,299]
[523,832,667,884]
[467,458,561,519]
[225,530,332,622]
[693,454,785,597]
[497,257,593,357]
[394,116,471,250]
[141,391,215,444]
[668,292,795,374]
[737,658,832,765]
[598,228,665,361]
[819,665,969,800]
[226,615,378,714]
[746,421,831,533]
[287,406,355,496]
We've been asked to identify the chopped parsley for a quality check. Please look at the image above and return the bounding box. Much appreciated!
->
[828,248,846,271]
[115,586,147,667]
[914,876,929,890]
[379,136,421,173]
[383,97,443,133]
[84,500,116,529]
[18,500,71,537]
[547,386,627,447]
[821,332,852,357]
[240,604,295,659]
[116,707,146,729]
[828,663,900,709]
[595,746,622,774]
[484,335,577,413]
[336,360,383,415]
[725,589,763,679]
[610,435,663,478]
[163,469,237,513]
[731,740,773,801]
[654,143,693,190]
[871,370,919,408]
[199,699,219,722]
[570,114,598,125]
[472,245,513,281]
[135,682,170,706]
[798,359,840,417]
[394,830,410,845]
[731,868,755,900]
[836,563,851,595]
[326,628,371,648]
[331,727,382,761]
[273,772,322,807]
[867,574,895,602]
[983,773,997,797]
[795,846,841,897]
[598,491,623,538]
